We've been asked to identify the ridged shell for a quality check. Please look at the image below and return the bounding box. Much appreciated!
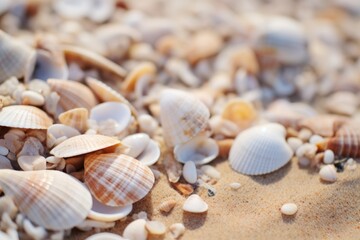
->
[0,170,91,230]
[84,153,155,206]
[0,105,53,129]
[122,62,156,92]
[229,124,293,175]
[299,115,347,137]
[48,79,98,111]
[160,89,210,146]
[58,108,88,133]
[50,134,122,158]
[0,30,36,82]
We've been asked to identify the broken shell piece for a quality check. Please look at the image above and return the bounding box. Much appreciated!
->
[319,165,337,182]
[122,62,156,92]
[182,161,197,184]
[229,123,293,175]
[58,108,88,133]
[221,99,257,128]
[163,152,182,183]
[18,155,46,171]
[50,134,122,158]
[123,219,147,240]
[200,165,221,180]
[86,232,126,240]
[182,194,208,213]
[174,135,219,165]
[0,170,91,230]
[172,182,194,196]
[145,220,166,235]
[169,223,185,239]
[158,199,177,213]
[160,89,210,146]
[0,105,52,129]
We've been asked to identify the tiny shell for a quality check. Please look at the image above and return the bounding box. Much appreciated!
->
[122,133,150,158]
[50,134,121,158]
[169,223,185,239]
[182,194,208,213]
[158,199,177,213]
[323,150,335,164]
[122,62,156,92]
[145,221,166,235]
[229,182,241,190]
[229,124,293,175]
[58,108,88,133]
[182,161,197,184]
[280,203,298,215]
[86,233,126,240]
[0,105,53,129]
[200,165,221,180]
[319,165,337,182]
[123,219,147,240]
[221,99,257,128]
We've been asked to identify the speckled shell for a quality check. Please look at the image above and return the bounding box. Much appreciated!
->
[48,79,98,111]
[160,89,210,146]
[229,123,293,175]
[84,153,155,206]
[0,105,53,129]
[0,170,91,230]
[58,108,88,133]
[50,134,122,158]
[122,62,156,92]
[0,30,36,82]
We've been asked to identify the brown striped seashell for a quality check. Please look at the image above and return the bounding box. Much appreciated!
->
[48,79,98,111]
[50,134,122,158]
[122,62,156,93]
[0,30,36,83]
[84,153,155,206]
[299,115,348,137]
[0,170,91,230]
[0,105,52,129]
[58,108,88,133]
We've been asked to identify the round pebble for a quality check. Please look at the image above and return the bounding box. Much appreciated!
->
[229,182,241,190]
[0,146,9,156]
[323,150,334,164]
[309,135,324,145]
[280,203,298,215]
[298,128,312,142]
[319,165,337,182]
[287,137,302,152]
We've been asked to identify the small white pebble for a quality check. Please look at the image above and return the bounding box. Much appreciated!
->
[319,165,337,183]
[21,90,45,106]
[200,165,221,180]
[169,223,185,239]
[345,158,357,171]
[137,211,148,220]
[298,128,312,142]
[145,220,166,235]
[229,182,241,190]
[323,150,335,164]
[296,143,317,159]
[182,194,208,213]
[287,137,303,152]
[309,135,324,145]
[280,203,298,215]
[18,155,46,171]
[123,219,147,240]
[297,156,310,167]
[0,146,9,156]
[183,161,197,184]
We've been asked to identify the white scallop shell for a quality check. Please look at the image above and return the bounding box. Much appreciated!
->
[160,89,210,146]
[174,135,219,165]
[229,123,293,175]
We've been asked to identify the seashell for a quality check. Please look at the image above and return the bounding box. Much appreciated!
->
[174,135,219,165]
[48,79,98,111]
[0,156,12,170]
[0,170,92,230]
[136,139,160,166]
[280,203,298,216]
[229,123,293,175]
[182,194,208,213]
[160,89,210,146]
[145,221,166,235]
[123,219,147,240]
[18,155,46,171]
[163,152,182,183]
[85,77,138,116]
[84,153,155,206]
[63,45,126,79]
[122,62,156,93]
[31,49,68,81]
[169,223,185,239]
[200,165,221,180]
[50,134,122,158]
[0,30,36,83]
[172,182,194,196]
[86,233,126,240]
[47,124,80,148]
[0,105,53,129]
[165,59,201,87]
[182,161,197,184]
[299,115,347,137]
[319,165,337,183]
[217,139,234,158]
[58,108,88,133]
[221,98,257,129]
[324,91,358,116]
[158,199,177,213]
[21,90,45,106]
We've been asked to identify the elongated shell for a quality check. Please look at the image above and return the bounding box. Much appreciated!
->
[84,153,155,206]
[160,89,210,146]
[48,79,98,111]
[0,170,91,230]
[0,105,53,129]
[0,30,36,82]
[58,108,88,133]
[229,124,293,175]
[50,134,122,158]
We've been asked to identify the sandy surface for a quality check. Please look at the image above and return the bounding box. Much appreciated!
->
[70,156,360,240]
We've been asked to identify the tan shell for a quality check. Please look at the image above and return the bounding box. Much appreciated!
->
[0,170,91,230]
[84,153,155,206]
[122,62,156,92]
[48,79,98,111]
[221,99,257,128]
[0,105,53,129]
[0,30,36,83]
[299,115,347,137]
[58,108,88,133]
[50,134,122,158]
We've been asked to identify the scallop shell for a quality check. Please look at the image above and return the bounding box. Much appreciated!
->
[50,134,122,158]
[299,115,347,137]
[84,153,155,206]
[0,105,53,129]
[221,98,257,128]
[160,89,210,146]
[0,30,36,83]
[122,62,156,92]
[58,108,88,133]
[174,135,219,165]
[229,123,293,175]
[0,170,91,230]
[48,79,98,111]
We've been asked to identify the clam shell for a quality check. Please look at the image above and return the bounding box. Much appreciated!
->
[122,133,150,158]
[0,170,91,230]
[0,30,36,83]
[48,79,98,111]
[50,134,122,158]
[174,135,219,165]
[84,153,155,206]
[0,105,53,129]
[137,140,160,166]
[58,108,88,133]
[229,123,293,175]
[160,89,210,146]
[122,62,156,92]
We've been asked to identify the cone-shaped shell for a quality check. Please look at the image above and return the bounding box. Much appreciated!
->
[58,108,88,133]
[229,124,293,175]
[48,79,98,111]
[84,153,155,206]
[0,30,36,82]
[160,89,210,146]
[0,170,91,230]
[50,134,122,158]
[0,105,53,129]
